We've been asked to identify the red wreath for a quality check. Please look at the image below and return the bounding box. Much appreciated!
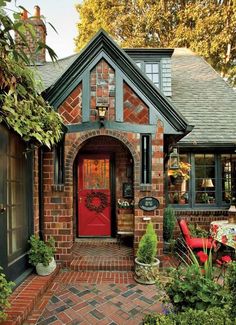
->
[85,191,108,213]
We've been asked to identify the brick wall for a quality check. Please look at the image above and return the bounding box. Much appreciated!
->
[58,84,82,124]
[123,83,149,124]
[90,60,115,121]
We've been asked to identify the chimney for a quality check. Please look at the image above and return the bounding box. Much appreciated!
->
[15,5,47,64]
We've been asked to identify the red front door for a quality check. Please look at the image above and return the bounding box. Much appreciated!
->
[78,155,111,236]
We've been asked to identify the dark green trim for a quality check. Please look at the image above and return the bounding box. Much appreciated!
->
[44,29,191,134]
[179,143,236,151]
[66,121,159,134]
[124,48,174,58]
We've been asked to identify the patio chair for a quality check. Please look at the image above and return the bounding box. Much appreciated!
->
[178,219,216,251]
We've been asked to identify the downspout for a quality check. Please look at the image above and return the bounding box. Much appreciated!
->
[38,147,44,240]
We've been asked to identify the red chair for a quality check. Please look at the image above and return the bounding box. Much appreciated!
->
[178,219,216,250]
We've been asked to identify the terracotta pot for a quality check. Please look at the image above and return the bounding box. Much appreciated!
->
[36,257,56,276]
[134,257,160,285]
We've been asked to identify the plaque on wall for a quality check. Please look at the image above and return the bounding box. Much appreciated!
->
[122,183,133,198]
[139,197,159,211]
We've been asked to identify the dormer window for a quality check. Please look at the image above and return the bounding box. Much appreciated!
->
[145,62,160,88]
[135,61,160,89]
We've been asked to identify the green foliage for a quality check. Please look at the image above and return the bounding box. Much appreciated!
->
[0,0,63,148]
[165,264,227,312]
[188,223,209,238]
[143,307,233,325]
[75,0,236,86]
[225,261,236,321]
[0,266,14,321]
[163,206,176,242]
[28,235,56,267]
[137,222,157,264]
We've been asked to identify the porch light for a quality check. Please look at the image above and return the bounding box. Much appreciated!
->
[169,147,179,169]
[96,105,108,127]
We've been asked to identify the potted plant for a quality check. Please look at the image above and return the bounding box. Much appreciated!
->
[0,267,14,321]
[168,161,191,184]
[163,206,176,253]
[134,222,160,284]
[28,235,56,276]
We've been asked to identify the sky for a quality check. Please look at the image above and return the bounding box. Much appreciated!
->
[7,0,81,60]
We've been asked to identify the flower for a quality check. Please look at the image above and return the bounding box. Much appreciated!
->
[221,255,232,264]
[197,251,208,263]
[168,161,191,181]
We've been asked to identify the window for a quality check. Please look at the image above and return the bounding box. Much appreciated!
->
[167,152,236,208]
[135,61,160,89]
[54,139,64,185]
[141,134,151,184]
[145,62,160,88]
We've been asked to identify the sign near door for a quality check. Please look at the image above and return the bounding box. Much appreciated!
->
[139,197,160,211]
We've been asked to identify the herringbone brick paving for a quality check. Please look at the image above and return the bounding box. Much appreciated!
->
[24,271,163,325]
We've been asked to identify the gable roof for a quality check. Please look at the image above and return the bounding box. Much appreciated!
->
[172,48,236,147]
[36,30,236,147]
[41,30,191,134]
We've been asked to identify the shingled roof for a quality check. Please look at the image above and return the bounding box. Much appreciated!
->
[37,47,236,147]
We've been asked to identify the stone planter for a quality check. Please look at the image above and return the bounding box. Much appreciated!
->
[35,257,56,276]
[134,257,160,285]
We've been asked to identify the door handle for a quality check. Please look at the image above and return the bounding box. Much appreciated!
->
[0,204,6,214]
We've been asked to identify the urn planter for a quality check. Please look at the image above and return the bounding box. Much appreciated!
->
[35,257,56,276]
[134,257,160,285]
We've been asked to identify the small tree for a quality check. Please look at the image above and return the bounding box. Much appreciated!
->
[137,222,157,264]
[163,206,176,242]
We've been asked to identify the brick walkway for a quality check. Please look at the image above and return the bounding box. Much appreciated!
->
[24,270,163,325]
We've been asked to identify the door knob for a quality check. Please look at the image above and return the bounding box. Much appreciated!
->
[0,204,6,214]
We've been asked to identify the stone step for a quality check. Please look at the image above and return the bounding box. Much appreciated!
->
[70,256,134,271]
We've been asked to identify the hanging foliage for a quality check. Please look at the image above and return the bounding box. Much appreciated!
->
[0,0,62,148]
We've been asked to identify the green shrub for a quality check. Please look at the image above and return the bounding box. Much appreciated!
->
[143,308,233,325]
[165,264,227,312]
[143,313,175,325]
[226,261,236,321]
[0,267,14,321]
[163,206,176,242]
[137,222,157,264]
[28,235,56,267]
[188,223,209,238]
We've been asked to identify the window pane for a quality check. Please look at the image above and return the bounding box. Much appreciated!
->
[152,74,159,83]
[221,154,236,203]
[152,63,159,73]
[145,64,152,73]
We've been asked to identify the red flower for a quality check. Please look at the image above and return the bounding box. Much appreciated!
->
[221,255,232,264]
[197,251,208,263]
[216,259,223,266]
[221,235,228,244]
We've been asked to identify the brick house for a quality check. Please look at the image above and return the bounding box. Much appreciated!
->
[1,7,236,283]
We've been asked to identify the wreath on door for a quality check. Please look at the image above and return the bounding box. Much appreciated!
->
[85,191,108,213]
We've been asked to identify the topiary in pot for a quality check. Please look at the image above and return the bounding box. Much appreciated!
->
[0,267,14,321]
[28,235,56,276]
[163,206,176,253]
[134,222,160,284]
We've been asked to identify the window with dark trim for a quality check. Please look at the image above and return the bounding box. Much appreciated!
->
[135,61,160,89]
[54,139,64,185]
[167,152,236,208]
[141,134,151,184]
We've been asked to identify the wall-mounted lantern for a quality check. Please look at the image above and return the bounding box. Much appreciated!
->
[96,105,108,127]
[169,147,180,169]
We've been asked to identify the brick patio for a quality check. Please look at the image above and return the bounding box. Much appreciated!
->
[24,270,163,325]
[2,240,179,325]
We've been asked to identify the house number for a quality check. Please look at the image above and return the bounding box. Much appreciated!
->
[138,197,160,211]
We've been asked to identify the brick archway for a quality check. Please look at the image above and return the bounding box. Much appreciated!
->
[64,129,140,187]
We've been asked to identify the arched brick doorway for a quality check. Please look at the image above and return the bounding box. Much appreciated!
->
[73,135,134,238]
